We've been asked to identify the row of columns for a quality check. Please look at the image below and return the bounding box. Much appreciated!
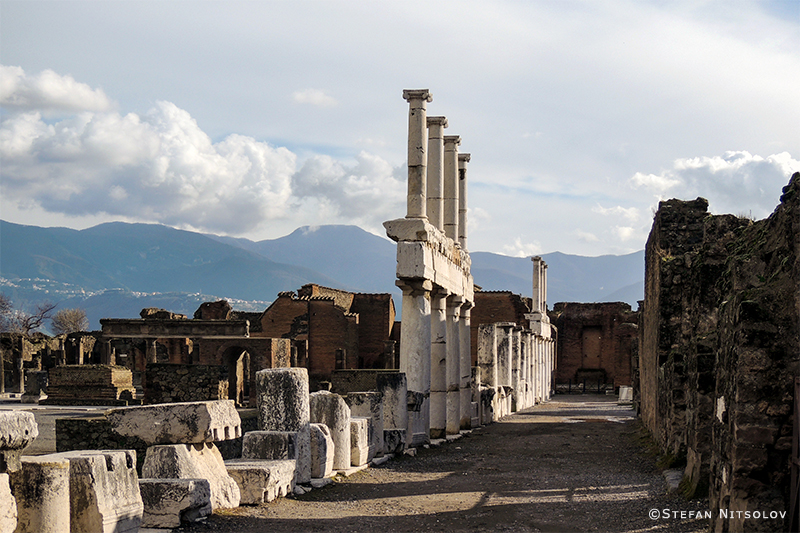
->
[391,90,475,446]
[476,322,556,422]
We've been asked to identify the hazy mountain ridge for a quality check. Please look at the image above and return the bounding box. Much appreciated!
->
[0,220,644,330]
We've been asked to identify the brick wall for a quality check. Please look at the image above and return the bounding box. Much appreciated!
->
[351,293,395,368]
[470,292,531,366]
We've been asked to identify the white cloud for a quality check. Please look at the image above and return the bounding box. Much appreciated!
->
[614,226,637,241]
[0,65,113,113]
[574,230,600,243]
[502,237,542,258]
[291,88,338,108]
[591,204,640,222]
[630,151,800,218]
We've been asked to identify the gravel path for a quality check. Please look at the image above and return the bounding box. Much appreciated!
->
[179,394,709,533]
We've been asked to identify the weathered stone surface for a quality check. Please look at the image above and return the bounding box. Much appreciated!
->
[241,431,296,461]
[142,442,240,510]
[383,428,406,455]
[43,365,136,406]
[350,417,370,467]
[0,473,16,533]
[225,459,295,504]
[310,390,351,470]
[310,423,334,479]
[255,368,310,483]
[0,410,37,473]
[11,455,70,533]
[346,392,384,459]
[107,400,241,445]
[37,450,142,533]
[139,478,211,528]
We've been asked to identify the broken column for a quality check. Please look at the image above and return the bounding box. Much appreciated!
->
[346,391,384,460]
[309,390,351,471]
[376,372,408,454]
[12,456,69,533]
[255,368,311,483]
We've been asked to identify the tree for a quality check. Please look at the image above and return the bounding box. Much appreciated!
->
[51,308,90,335]
[0,294,12,332]
[0,296,57,335]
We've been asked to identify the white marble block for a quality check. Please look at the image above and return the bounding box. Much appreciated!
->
[139,478,211,528]
[310,423,334,479]
[225,459,296,504]
[142,443,240,510]
[255,368,311,483]
[346,392,384,459]
[106,400,241,445]
[309,390,351,470]
[11,456,70,533]
[350,417,370,467]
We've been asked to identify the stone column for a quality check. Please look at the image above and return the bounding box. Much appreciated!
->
[429,290,447,439]
[532,256,544,313]
[445,296,461,435]
[402,89,433,220]
[15,358,24,395]
[13,456,71,533]
[477,324,497,389]
[398,280,432,446]
[146,339,158,364]
[426,116,448,231]
[459,304,472,429]
[511,327,522,411]
[458,153,470,250]
[443,135,461,241]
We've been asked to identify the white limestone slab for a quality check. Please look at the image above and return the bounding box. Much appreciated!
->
[142,443,240,510]
[350,417,370,467]
[310,423,334,479]
[225,459,295,504]
[107,400,241,445]
[310,391,351,471]
[139,478,211,528]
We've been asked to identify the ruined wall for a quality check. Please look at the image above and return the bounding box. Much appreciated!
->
[470,292,531,367]
[44,365,136,405]
[350,293,395,369]
[144,363,228,404]
[258,293,309,341]
[640,174,799,532]
[552,302,638,387]
[308,299,359,379]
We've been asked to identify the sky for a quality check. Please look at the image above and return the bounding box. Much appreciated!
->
[1,0,799,258]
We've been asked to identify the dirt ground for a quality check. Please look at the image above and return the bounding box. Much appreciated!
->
[179,395,708,533]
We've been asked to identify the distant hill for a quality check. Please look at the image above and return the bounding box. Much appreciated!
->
[0,220,644,330]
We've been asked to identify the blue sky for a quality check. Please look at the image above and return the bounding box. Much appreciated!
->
[1,0,798,257]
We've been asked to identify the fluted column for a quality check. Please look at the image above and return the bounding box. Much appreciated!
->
[398,279,432,445]
[443,135,461,241]
[426,116,448,231]
[430,290,448,439]
[458,153,470,249]
[402,89,433,219]
[459,304,472,429]
[445,296,461,435]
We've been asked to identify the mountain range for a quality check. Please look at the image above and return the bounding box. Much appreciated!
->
[0,220,644,330]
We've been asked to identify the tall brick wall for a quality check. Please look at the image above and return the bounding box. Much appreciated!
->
[351,293,395,368]
[640,173,799,532]
[552,302,638,387]
[308,299,358,380]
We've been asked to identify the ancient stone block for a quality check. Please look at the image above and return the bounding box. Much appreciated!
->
[346,391,384,459]
[107,400,241,445]
[383,429,406,454]
[255,368,310,483]
[0,473,15,533]
[48,450,143,533]
[241,431,296,460]
[310,423,334,479]
[0,410,38,473]
[350,417,369,467]
[142,442,240,510]
[138,478,211,528]
[225,459,295,504]
[11,455,70,533]
[310,390,351,471]
[43,365,136,406]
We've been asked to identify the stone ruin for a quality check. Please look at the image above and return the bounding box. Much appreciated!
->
[638,173,799,532]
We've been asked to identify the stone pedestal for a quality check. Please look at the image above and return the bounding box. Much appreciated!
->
[12,456,70,533]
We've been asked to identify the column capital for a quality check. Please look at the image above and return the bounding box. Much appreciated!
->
[403,89,433,103]
[443,135,462,147]
[396,278,432,296]
[458,153,471,164]
[427,116,448,128]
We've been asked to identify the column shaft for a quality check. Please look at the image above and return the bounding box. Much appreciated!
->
[458,153,470,249]
[459,306,472,429]
[402,89,433,219]
[443,135,461,241]
[445,299,461,435]
[398,281,432,445]
[430,291,447,439]
[426,117,447,231]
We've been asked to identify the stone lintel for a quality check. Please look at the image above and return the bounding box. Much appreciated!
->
[402,89,433,103]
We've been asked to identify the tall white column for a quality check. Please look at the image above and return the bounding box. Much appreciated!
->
[443,135,461,241]
[445,296,461,435]
[398,280,432,445]
[430,290,447,439]
[511,327,521,412]
[426,116,447,231]
[459,304,472,429]
[458,153,470,250]
[532,256,543,313]
[402,89,432,220]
